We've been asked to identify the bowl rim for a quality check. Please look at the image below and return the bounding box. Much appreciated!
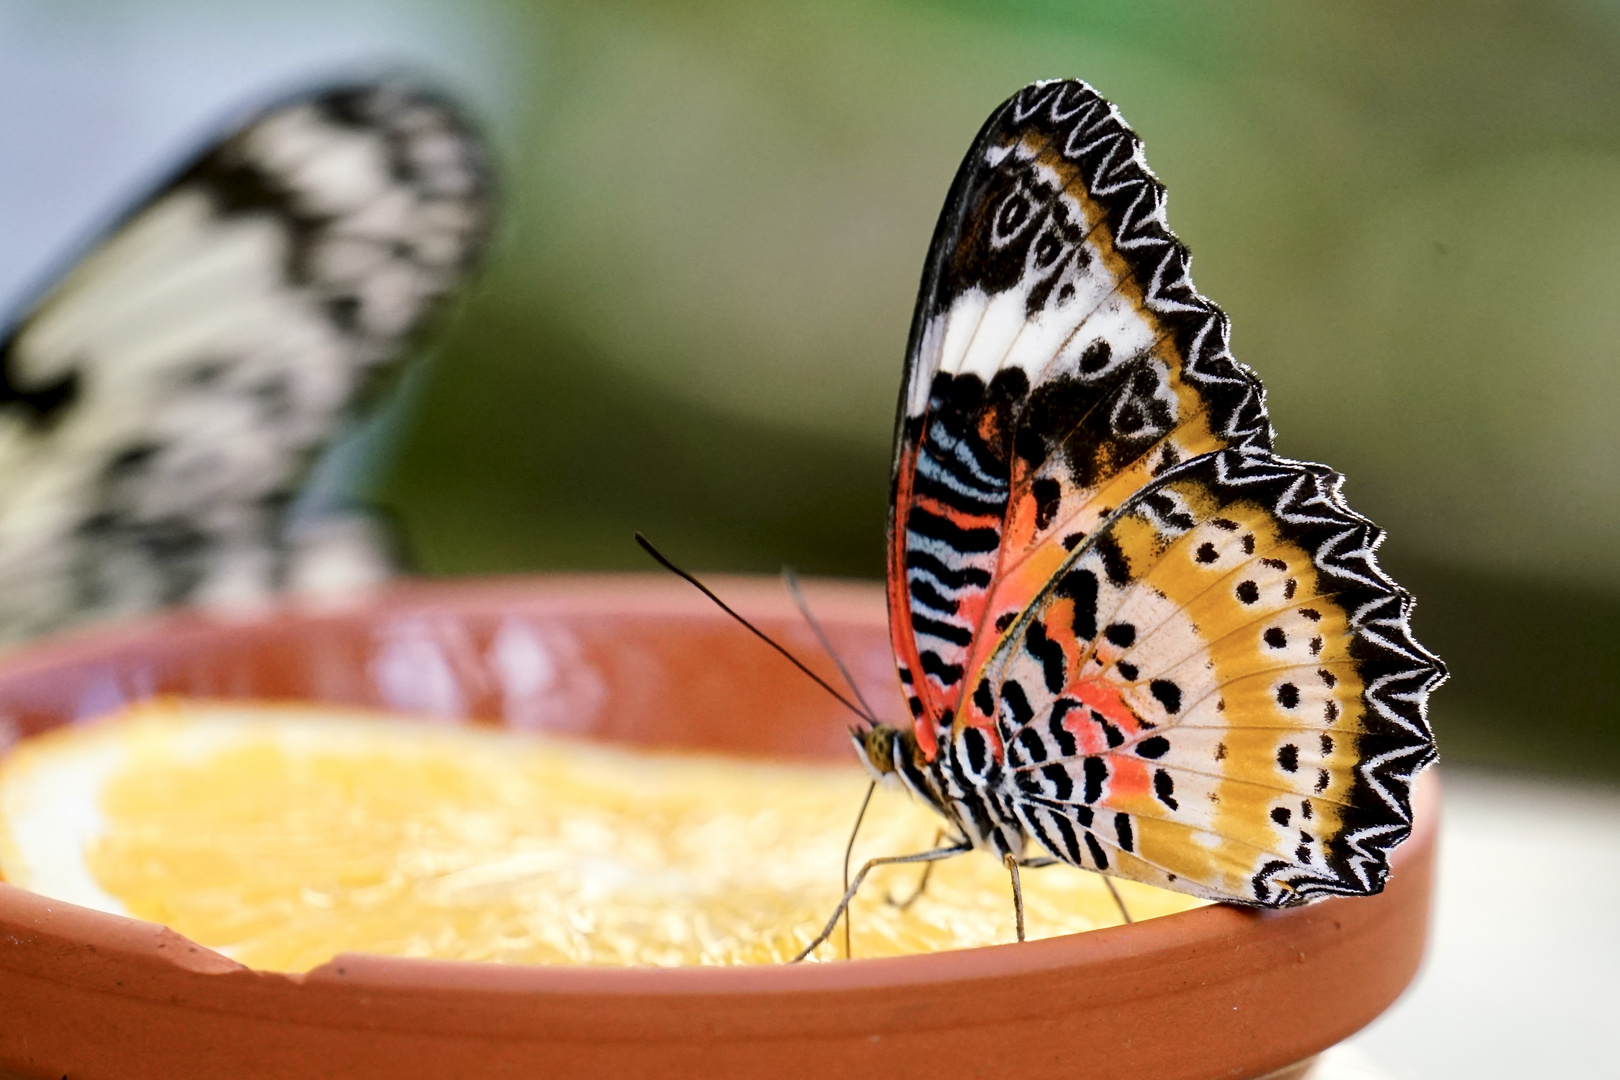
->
[0,573,1437,1080]
[0,572,1438,995]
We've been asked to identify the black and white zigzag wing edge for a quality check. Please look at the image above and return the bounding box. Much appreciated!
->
[1203,449,1447,902]
[892,77,1274,479]
[986,447,1444,904]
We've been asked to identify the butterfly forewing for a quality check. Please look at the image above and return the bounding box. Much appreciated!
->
[889,80,1270,757]
[0,79,491,641]
[888,79,1442,907]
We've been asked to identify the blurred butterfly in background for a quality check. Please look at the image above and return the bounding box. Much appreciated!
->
[0,77,492,645]
[841,78,1446,917]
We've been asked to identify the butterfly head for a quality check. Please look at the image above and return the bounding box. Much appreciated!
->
[851,724,901,783]
[850,722,956,822]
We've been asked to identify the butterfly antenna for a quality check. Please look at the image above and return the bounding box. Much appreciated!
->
[782,567,880,726]
[634,533,877,726]
[780,570,885,959]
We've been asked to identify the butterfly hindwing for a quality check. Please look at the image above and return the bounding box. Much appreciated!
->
[966,450,1441,904]
[889,80,1271,757]
[0,79,491,642]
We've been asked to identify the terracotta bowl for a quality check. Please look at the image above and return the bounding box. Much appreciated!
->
[0,575,1435,1080]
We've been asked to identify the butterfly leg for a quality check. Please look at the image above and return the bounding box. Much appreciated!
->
[887,829,944,910]
[1099,874,1133,925]
[1003,853,1026,942]
[790,841,971,963]
[1018,850,1132,924]
[841,781,876,960]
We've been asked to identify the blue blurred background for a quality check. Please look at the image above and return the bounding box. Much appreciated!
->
[2,3,1617,1077]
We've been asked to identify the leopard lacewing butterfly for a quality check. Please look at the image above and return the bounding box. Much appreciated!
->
[856,78,1445,909]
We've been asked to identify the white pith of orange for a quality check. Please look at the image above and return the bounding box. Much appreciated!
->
[0,699,1207,971]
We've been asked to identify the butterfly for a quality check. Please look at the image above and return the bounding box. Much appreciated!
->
[0,77,492,645]
[842,78,1446,916]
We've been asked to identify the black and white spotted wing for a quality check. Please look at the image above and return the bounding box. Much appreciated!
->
[0,78,491,643]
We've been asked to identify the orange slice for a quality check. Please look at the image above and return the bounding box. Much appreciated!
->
[0,699,1206,971]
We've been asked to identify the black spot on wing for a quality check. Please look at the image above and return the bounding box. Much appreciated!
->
[961,726,991,776]
[1024,620,1067,693]
[1041,763,1074,800]
[1015,727,1048,765]
[1079,339,1112,375]
[1000,680,1034,728]
[1136,735,1170,759]
[1083,831,1109,870]
[1153,768,1177,810]
[1052,813,1084,864]
[1094,712,1125,748]
[1104,622,1135,648]
[973,678,994,718]
[1056,568,1100,642]
[1114,812,1134,853]
[1149,679,1182,714]
[1095,535,1132,587]
[1083,756,1108,803]
[1048,700,1080,757]
[1032,477,1062,531]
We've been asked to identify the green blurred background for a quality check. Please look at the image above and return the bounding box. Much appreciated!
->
[9,0,1620,779]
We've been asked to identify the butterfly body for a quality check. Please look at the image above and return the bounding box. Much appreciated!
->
[873,80,1443,907]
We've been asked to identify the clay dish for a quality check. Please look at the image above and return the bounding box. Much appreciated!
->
[0,575,1435,1080]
